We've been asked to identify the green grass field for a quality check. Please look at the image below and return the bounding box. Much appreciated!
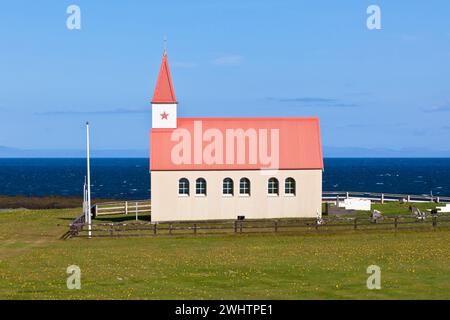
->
[0,204,449,299]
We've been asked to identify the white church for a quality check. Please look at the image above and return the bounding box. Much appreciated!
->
[150,51,323,222]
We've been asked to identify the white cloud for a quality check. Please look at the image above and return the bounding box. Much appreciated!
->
[423,103,450,113]
[212,54,243,66]
[36,107,149,115]
[267,97,358,108]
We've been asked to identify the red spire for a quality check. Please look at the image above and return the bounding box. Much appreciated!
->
[152,51,177,104]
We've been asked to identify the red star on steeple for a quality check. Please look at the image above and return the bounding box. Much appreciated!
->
[160,111,169,120]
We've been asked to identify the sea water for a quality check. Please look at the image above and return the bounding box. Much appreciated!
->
[0,158,449,199]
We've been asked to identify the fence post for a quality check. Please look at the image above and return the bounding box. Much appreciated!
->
[346,192,349,199]
[336,195,340,205]
[354,218,357,230]
[240,222,243,234]
[110,223,113,236]
[234,221,237,233]
[432,216,437,229]
[436,197,440,203]
[135,202,138,221]
[381,193,385,204]
[169,224,172,235]
[407,195,410,203]
[153,223,157,235]
[194,223,197,235]
[125,201,128,215]
[274,221,278,233]
[394,217,398,230]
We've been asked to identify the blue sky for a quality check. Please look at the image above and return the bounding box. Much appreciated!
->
[0,0,449,155]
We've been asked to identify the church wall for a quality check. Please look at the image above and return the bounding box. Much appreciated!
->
[151,169,322,221]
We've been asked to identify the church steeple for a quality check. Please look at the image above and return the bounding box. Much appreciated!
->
[152,50,177,128]
[152,51,177,104]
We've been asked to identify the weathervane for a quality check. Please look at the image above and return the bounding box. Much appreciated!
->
[163,35,167,53]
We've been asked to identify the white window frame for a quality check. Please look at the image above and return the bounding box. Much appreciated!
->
[178,178,189,196]
[285,177,296,196]
[268,177,279,196]
[223,178,234,196]
[195,178,207,196]
[239,178,251,196]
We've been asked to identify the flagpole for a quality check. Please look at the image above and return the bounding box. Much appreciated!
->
[86,122,92,238]
[83,176,87,222]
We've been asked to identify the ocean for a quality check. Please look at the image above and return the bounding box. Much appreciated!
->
[0,158,449,199]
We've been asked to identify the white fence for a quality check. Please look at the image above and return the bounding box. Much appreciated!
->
[94,200,151,216]
[323,191,450,204]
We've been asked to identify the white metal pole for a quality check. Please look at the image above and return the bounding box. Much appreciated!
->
[86,122,92,238]
[83,176,87,223]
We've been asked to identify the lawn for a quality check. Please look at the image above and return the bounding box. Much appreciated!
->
[0,205,449,299]
[324,201,441,218]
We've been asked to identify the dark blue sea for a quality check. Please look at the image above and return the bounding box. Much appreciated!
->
[0,158,449,199]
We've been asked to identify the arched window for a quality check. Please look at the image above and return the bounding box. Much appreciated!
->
[268,177,279,195]
[196,178,207,195]
[178,178,189,195]
[239,178,250,195]
[285,177,296,195]
[223,178,234,195]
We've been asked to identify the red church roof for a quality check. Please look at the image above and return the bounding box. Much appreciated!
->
[152,51,177,103]
[150,117,323,171]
